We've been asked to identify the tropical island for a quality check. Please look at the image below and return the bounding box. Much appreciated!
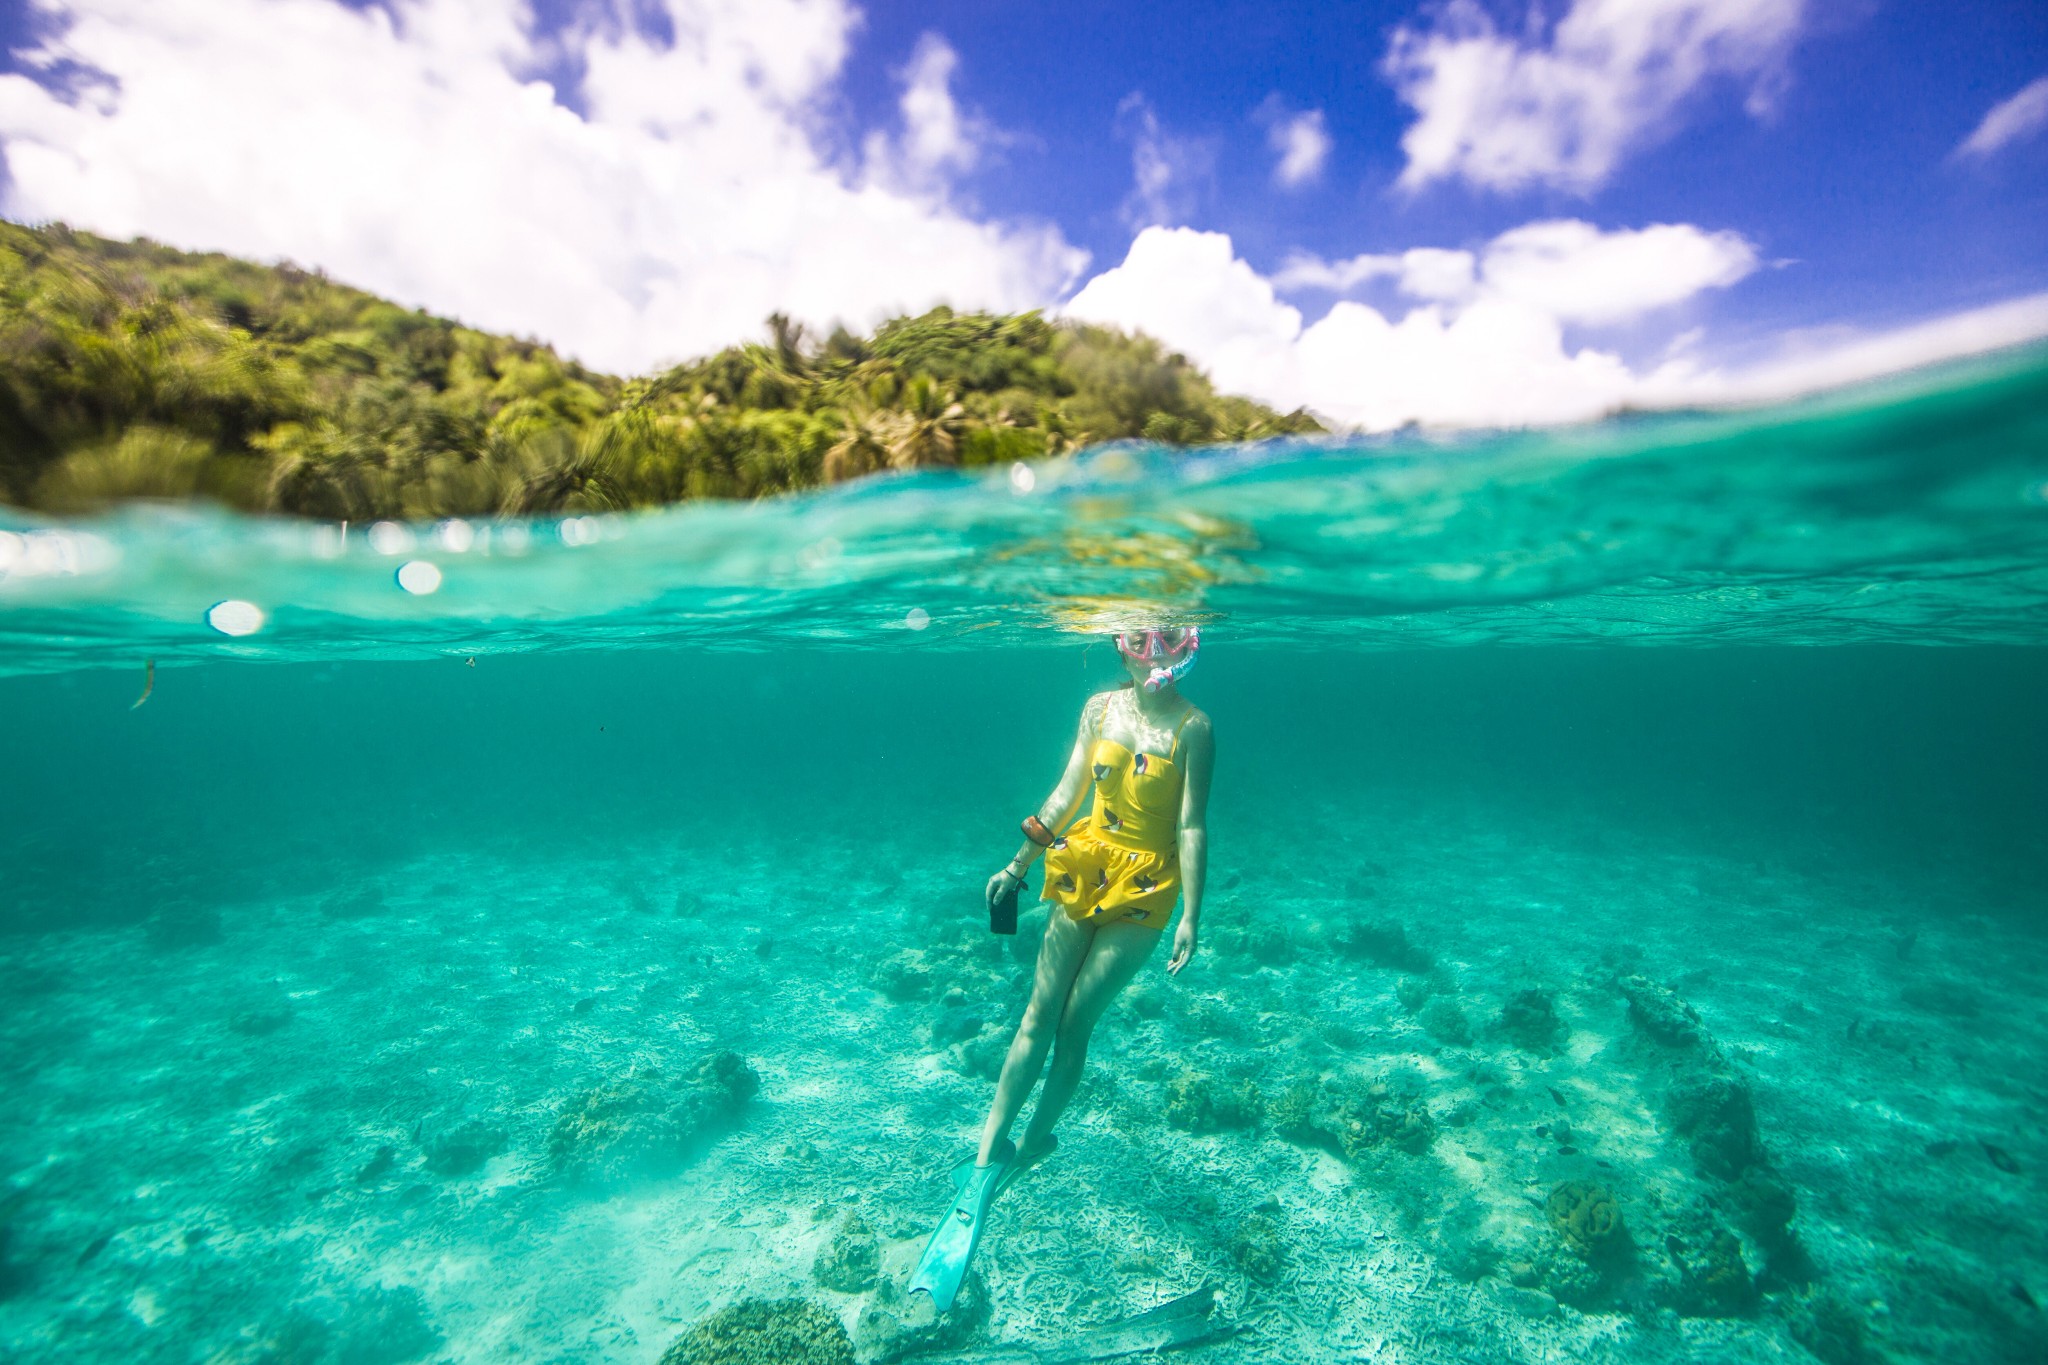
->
[0,221,1321,520]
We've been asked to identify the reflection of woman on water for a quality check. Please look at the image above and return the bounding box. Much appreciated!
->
[977,626,1213,1177]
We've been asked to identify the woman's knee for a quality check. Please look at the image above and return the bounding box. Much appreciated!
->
[1051,1004,1100,1060]
[1015,1001,1060,1051]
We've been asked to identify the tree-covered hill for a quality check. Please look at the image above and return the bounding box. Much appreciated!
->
[0,221,1320,519]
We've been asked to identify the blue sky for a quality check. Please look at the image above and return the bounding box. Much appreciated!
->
[2,0,2045,427]
[838,0,2048,334]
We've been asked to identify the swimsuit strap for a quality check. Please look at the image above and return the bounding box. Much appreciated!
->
[1168,708,1195,761]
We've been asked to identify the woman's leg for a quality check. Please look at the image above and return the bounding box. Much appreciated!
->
[976,908,1093,1165]
[1017,919,1161,1154]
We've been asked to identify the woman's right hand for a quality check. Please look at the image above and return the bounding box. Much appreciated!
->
[986,866,1023,908]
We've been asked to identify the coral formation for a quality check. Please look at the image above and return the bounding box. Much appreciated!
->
[1614,972,1812,1303]
[1662,1213,1755,1317]
[1279,1074,1436,1161]
[855,1239,988,1362]
[1435,1198,1503,1283]
[1228,1210,1286,1282]
[1617,974,1713,1050]
[1163,1072,1262,1132]
[930,990,986,1047]
[548,1051,758,1182]
[1538,1244,1607,1308]
[1419,997,1472,1045]
[951,1027,1008,1081]
[1268,1080,1319,1142]
[1395,975,1433,1013]
[1333,918,1434,972]
[868,949,933,1002]
[1668,1071,1761,1181]
[423,1118,507,1177]
[1545,1181,1628,1259]
[1497,988,1565,1055]
[660,1298,853,1365]
[1786,1288,1882,1365]
[812,1212,879,1294]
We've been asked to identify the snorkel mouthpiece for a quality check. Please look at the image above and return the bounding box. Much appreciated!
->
[1116,626,1200,692]
[1143,649,1197,693]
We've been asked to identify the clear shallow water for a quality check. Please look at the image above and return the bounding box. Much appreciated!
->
[2,354,2046,1365]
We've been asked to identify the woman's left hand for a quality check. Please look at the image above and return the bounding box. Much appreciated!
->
[1167,921,1198,976]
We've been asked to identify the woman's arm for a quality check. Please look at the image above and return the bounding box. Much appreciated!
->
[989,693,1107,901]
[1167,714,1214,975]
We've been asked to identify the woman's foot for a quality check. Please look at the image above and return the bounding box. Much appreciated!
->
[970,1136,1015,1171]
[998,1133,1057,1194]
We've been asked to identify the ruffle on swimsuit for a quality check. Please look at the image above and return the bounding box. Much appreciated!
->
[1040,706,1193,931]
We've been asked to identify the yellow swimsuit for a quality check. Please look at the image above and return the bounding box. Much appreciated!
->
[1040,705,1193,931]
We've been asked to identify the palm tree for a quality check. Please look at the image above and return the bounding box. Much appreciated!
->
[765,312,810,376]
[822,409,891,483]
[883,375,965,470]
[262,421,388,519]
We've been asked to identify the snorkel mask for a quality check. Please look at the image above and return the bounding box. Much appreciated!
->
[1115,626,1200,693]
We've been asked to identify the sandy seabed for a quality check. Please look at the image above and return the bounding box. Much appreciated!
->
[1,793,2042,1365]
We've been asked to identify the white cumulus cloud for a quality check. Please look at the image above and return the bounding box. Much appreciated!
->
[0,0,1086,374]
[1262,106,1331,189]
[1064,223,2048,432]
[1115,93,1213,230]
[1385,0,1809,194]
[1271,220,1757,324]
[864,31,983,188]
[1954,74,2048,162]
[1477,219,1759,324]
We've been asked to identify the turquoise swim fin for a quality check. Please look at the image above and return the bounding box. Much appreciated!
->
[909,1141,1013,1312]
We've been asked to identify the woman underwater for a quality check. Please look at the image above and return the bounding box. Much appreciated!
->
[977,625,1213,1177]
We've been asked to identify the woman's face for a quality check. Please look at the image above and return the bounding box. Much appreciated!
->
[1115,627,1197,682]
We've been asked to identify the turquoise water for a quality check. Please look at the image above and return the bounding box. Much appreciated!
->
[2,350,2046,1364]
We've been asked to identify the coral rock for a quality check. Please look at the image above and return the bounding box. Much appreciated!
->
[548,1051,758,1183]
[856,1240,987,1362]
[1668,1072,1760,1180]
[869,950,934,1002]
[1498,989,1566,1056]
[661,1298,853,1365]
[424,1118,507,1178]
[1618,974,1715,1050]
[1395,975,1434,1014]
[812,1213,879,1294]
[1419,997,1472,1045]
[1305,1077,1437,1160]
[1164,1072,1262,1132]
[1664,1219,1756,1317]
[1229,1211,1287,1282]
[1333,918,1434,973]
[1546,1180,1628,1258]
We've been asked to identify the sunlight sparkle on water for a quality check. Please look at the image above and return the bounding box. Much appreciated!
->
[434,519,476,553]
[396,561,443,596]
[369,522,415,556]
[205,600,265,636]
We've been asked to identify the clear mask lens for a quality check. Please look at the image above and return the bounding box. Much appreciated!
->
[1117,628,1194,660]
